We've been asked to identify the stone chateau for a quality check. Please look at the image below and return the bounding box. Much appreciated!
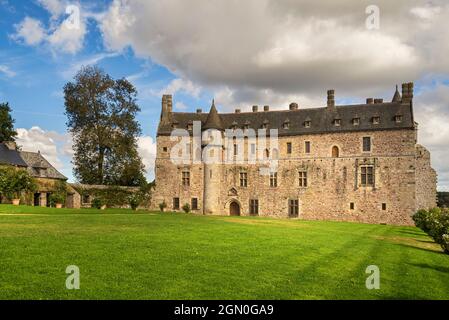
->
[152,82,437,225]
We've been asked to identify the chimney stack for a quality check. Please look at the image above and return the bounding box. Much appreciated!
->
[252,105,258,112]
[4,141,16,150]
[327,90,335,108]
[289,102,298,110]
[235,109,241,113]
[366,98,374,104]
[264,105,270,111]
[374,98,383,104]
[402,82,414,104]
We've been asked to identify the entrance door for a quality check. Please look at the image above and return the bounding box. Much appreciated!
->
[229,201,240,216]
[34,193,40,206]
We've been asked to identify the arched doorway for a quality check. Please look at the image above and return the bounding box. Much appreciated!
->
[229,201,241,216]
[332,146,339,158]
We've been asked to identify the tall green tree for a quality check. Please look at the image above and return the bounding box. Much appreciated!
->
[64,65,145,186]
[0,102,17,142]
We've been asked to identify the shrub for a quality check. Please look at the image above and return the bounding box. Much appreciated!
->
[0,166,36,200]
[49,181,68,207]
[91,198,105,209]
[159,201,167,212]
[49,193,65,207]
[128,193,141,211]
[182,203,191,213]
[413,208,449,254]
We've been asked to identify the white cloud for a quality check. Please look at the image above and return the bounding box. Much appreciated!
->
[414,82,449,191]
[174,102,188,111]
[12,17,46,46]
[97,0,449,108]
[137,135,157,181]
[156,78,202,98]
[12,1,88,54]
[0,65,16,78]
[15,126,73,171]
[61,52,120,79]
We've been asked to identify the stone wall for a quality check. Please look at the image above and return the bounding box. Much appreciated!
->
[152,128,437,225]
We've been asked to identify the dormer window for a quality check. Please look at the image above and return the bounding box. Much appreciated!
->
[172,121,179,129]
[231,121,238,131]
[283,119,290,129]
[187,121,193,130]
[333,119,341,127]
[395,115,403,123]
[372,116,380,125]
[304,120,311,128]
[262,120,269,129]
[352,117,360,126]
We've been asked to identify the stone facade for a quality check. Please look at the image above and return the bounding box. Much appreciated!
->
[152,83,437,225]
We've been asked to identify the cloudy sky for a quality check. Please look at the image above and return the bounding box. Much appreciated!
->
[0,0,448,189]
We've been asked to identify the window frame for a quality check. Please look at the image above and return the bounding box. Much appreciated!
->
[305,141,311,154]
[288,199,299,218]
[173,197,180,210]
[239,171,248,187]
[298,170,308,188]
[362,137,371,152]
[360,165,374,187]
[249,199,259,216]
[270,172,278,187]
[191,198,198,210]
[287,142,292,154]
[182,170,190,186]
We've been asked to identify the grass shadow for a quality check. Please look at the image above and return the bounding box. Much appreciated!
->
[407,262,449,274]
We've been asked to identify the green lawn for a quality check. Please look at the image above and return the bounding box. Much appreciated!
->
[0,205,448,300]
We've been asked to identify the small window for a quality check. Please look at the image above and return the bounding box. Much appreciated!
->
[287,142,292,154]
[251,143,256,155]
[288,199,299,217]
[333,119,341,126]
[233,144,238,156]
[264,149,270,159]
[182,170,190,186]
[305,141,311,154]
[250,199,259,216]
[395,115,403,123]
[163,147,168,152]
[240,171,248,187]
[173,197,180,210]
[363,137,371,152]
[372,116,380,124]
[382,203,387,211]
[353,118,360,126]
[187,123,193,130]
[350,202,355,210]
[299,171,308,187]
[82,195,90,204]
[283,122,290,129]
[361,166,374,186]
[191,198,198,210]
[332,146,339,158]
[304,121,311,128]
[270,172,278,187]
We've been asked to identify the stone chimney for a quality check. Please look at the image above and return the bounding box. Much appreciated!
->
[374,98,383,104]
[327,90,335,108]
[252,105,258,112]
[4,141,17,150]
[289,102,298,110]
[161,94,173,121]
[402,82,414,104]
[264,105,270,112]
[196,108,202,113]
[366,98,374,104]
[235,109,241,113]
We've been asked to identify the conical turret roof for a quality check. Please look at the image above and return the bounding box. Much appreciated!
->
[203,99,224,130]
[392,85,401,103]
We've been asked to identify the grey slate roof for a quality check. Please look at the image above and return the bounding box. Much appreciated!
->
[0,143,67,180]
[203,100,224,130]
[157,101,415,136]
[0,143,28,167]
